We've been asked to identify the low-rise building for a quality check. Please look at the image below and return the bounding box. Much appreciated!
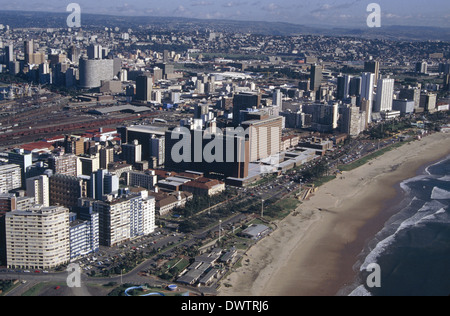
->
[181,178,225,196]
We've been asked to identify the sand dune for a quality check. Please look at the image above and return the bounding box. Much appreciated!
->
[219,132,450,296]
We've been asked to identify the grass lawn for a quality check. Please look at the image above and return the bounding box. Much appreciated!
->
[338,141,409,172]
[264,197,300,221]
[313,175,337,187]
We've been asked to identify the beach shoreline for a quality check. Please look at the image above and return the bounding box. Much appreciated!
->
[218,132,450,296]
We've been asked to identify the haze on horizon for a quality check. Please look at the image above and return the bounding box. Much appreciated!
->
[0,0,449,29]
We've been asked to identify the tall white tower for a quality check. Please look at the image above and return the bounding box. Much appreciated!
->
[361,72,375,123]
[374,78,395,113]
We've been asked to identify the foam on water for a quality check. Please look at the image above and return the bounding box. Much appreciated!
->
[431,187,450,199]
[438,175,450,182]
[348,285,372,296]
[359,200,446,271]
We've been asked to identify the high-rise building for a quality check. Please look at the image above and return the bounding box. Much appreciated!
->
[374,78,395,113]
[151,136,165,166]
[360,72,375,122]
[69,211,99,259]
[135,74,153,102]
[399,87,421,110]
[298,79,311,92]
[68,44,81,64]
[416,61,428,74]
[99,147,114,170]
[77,155,100,176]
[64,136,85,156]
[165,127,250,179]
[3,45,14,65]
[93,191,155,246]
[337,75,352,100]
[0,165,22,194]
[87,44,103,60]
[48,153,78,177]
[364,60,380,82]
[49,174,85,209]
[24,40,34,64]
[310,64,323,92]
[241,116,283,162]
[341,105,364,137]
[5,205,70,269]
[232,92,261,126]
[122,140,142,165]
[26,175,49,207]
[272,89,283,108]
[8,149,32,187]
[349,76,361,97]
[118,125,168,161]
[79,57,115,89]
[302,103,339,133]
[420,93,437,112]
[89,169,119,201]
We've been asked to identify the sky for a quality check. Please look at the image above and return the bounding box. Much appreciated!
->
[0,0,449,28]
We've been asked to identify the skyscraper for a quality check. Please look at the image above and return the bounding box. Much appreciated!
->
[272,89,283,108]
[364,60,380,82]
[416,61,428,74]
[8,149,32,188]
[310,64,323,92]
[24,40,34,64]
[3,45,14,65]
[349,76,361,97]
[232,92,261,126]
[360,73,375,122]
[135,74,153,102]
[374,78,395,113]
[337,75,352,100]
[87,44,103,60]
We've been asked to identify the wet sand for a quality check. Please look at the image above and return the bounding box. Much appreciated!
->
[219,132,450,296]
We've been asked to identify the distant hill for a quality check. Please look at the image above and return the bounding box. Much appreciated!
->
[0,10,449,42]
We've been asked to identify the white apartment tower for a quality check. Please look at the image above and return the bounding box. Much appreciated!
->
[0,164,22,194]
[6,206,70,269]
[26,175,50,207]
[360,72,375,123]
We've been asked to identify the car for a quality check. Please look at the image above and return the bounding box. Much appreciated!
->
[23,270,31,273]
[34,270,41,273]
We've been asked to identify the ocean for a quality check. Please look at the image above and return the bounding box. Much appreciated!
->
[348,155,450,296]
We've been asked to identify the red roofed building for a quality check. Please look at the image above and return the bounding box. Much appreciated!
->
[20,142,54,155]
[181,177,225,196]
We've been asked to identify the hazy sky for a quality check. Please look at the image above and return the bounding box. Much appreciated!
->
[1,0,449,28]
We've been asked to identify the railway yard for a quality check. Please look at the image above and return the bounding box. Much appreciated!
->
[0,88,161,149]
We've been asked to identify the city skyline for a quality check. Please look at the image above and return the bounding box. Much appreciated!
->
[0,0,449,28]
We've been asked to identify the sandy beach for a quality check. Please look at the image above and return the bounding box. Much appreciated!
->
[219,132,450,296]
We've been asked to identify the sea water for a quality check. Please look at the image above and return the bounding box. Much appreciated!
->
[349,155,450,296]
